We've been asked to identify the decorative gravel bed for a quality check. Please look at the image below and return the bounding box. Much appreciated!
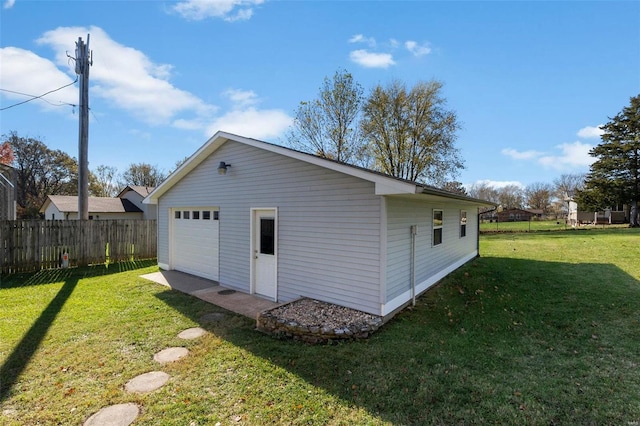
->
[256,298,384,344]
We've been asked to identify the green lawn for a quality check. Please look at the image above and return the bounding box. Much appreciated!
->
[1,229,640,425]
[479,218,628,233]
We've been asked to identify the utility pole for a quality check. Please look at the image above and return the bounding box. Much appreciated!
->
[75,35,92,220]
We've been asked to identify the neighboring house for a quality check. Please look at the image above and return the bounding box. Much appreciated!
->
[0,163,17,220]
[145,132,495,320]
[497,208,536,222]
[40,195,143,220]
[528,209,545,219]
[118,185,157,220]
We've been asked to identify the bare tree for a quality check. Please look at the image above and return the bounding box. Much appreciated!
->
[361,79,463,185]
[90,165,119,197]
[468,182,500,204]
[497,185,524,209]
[525,182,552,212]
[119,163,166,188]
[287,69,364,163]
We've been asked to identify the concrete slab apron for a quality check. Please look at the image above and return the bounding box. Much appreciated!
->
[141,270,281,319]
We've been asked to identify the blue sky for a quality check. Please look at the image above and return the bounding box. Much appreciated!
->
[1,0,638,190]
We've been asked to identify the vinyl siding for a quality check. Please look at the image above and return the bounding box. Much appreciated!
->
[157,140,383,314]
[385,196,478,302]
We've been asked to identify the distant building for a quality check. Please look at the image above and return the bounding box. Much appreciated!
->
[497,208,536,222]
[40,195,143,220]
[117,185,157,220]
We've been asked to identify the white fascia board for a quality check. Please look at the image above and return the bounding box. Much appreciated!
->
[374,181,421,195]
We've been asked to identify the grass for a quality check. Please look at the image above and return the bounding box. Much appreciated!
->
[1,228,640,424]
[479,218,628,233]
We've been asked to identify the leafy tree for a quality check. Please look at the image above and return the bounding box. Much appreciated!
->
[361,79,463,185]
[525,182,552,212]
[90,164,119,197]
[4,131,78,218]
[581,94,639,227]
[119,163,166,188]
[287,69,364,163]
[0,141,14,165]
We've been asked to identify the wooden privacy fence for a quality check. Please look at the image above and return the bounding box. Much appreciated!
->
[0,220,157,274]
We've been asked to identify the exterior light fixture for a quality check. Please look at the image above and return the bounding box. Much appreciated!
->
[217,161,231,175]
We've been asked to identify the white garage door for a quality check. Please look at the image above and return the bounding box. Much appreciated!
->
[171,208,219,281]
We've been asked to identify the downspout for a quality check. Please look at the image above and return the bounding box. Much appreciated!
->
[410,225,417,306]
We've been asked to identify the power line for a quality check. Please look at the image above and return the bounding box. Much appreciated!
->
[0,78,79,111]
[0,88,76,108]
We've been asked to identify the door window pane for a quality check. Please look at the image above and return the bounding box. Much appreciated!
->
[260,218,275,255]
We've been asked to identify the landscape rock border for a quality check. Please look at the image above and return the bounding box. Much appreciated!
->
[256,298,383,344]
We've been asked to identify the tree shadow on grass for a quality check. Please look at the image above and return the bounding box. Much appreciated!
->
[0,259,156,402]
[0,259,156,289]
[156,257,640,424]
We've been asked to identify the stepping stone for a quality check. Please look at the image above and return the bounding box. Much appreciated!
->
[83,403,139,426]
[200,312,226,323]
[153,347,189,364]
[178,327,207,340]
[125,371,170,393]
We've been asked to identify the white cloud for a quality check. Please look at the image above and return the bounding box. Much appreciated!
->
[349,34,376,47]
[501,148,544,160]
[172,0,264,22]
[223,88,259,108]
[405,40,431,57]
[206,108,291,139]
[577,125,604,139]
[472,179,525,190]
[3,0,15,9]
[538,141,594,170]
[35,26,216,125]
[502,141,594,172]
[349,49,395,69]
[0,47,77,109]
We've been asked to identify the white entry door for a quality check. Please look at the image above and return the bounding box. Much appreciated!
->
[252,209,277,300]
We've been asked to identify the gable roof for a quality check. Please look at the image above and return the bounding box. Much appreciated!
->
[40,195,143,214]
[117,185,155,198]
[145,131,495,207]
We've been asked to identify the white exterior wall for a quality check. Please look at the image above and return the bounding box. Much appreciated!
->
[383,196,479,315]
[157,141,383,314]
[43,204,64,220]
[121,192,157,220]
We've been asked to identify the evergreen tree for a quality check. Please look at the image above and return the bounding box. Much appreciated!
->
[581,95,639,226]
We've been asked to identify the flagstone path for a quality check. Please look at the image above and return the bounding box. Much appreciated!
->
[83,326,208,425]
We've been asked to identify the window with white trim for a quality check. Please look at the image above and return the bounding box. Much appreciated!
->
[460,210,467,238]
[433,209,443,246]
